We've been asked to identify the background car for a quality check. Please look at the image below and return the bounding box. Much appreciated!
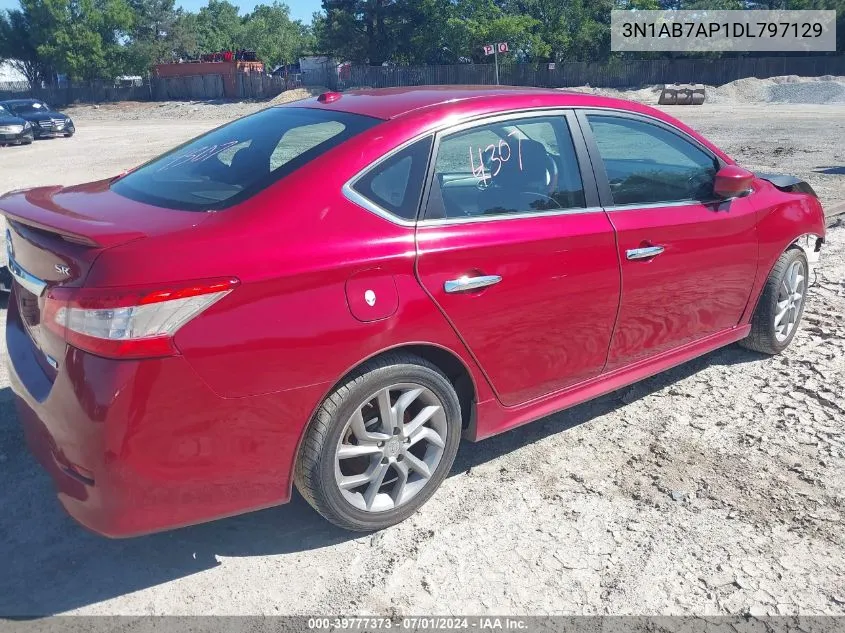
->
[0,87,826,537]
[0,103,34,146]
[0,99,75,139]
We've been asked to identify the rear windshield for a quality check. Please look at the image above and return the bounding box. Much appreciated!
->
[8,101,49,114]
[111,107,380,211]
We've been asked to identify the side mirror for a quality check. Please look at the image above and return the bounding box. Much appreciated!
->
[713,165,754,199]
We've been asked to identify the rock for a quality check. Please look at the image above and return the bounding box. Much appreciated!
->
[749,603,769,617]
[734,575,755,590]
[670,490,687,502]
[702,573,734,588]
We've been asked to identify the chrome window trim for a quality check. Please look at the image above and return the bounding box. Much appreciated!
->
[422,109,596,226]
[604,198,724,212]
[342,131,435,228]
[343,108,588,227]
[342,103,725,227]
[417,205,605,227]
[342,181,417,228]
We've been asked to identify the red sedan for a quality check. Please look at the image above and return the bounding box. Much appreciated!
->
[2,87,826,536]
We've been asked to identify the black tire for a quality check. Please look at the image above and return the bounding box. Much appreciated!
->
[64,129,75,138]
[21,136,33,145]
[741,247,808,355]
[295,352,462,531]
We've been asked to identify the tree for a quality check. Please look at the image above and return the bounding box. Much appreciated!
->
[445,0,548,63]
[35,0,134,81]
[317,0,403,65]
[238,3,305,68]
[0,1,56,85]
[195,0,242,52]
[394,0,454,63]
[125,0,198,69]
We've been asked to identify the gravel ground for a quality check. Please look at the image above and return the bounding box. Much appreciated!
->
[0,95,843,617]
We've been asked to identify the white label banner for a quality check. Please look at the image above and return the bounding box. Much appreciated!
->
[611,10,837,52]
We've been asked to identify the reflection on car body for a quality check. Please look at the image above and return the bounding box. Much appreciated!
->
[0,86,826,536]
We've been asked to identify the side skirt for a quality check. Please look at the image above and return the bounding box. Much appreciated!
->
[468,325,751,441]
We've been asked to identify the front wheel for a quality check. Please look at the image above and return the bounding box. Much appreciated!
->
[295,353,462,531]
[741,247,809,354]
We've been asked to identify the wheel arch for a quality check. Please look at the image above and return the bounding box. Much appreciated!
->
[739,178,825,328]
[286,341,479,498]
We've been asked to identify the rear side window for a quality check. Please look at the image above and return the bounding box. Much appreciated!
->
[350,136,433,221]
[111,107,379,211]
[425,116,586,220]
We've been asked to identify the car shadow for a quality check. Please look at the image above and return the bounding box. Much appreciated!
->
[0,343,765,616]
[814,166,845,175]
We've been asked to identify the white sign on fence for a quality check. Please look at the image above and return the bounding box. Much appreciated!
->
[497,42,509,53]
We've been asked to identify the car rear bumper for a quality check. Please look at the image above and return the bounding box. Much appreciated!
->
[6,290,323,537]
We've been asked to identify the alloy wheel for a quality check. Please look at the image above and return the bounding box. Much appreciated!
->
[334,383,448,513]
[774,259,806,342]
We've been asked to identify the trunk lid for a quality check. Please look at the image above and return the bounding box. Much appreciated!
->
[2,180,211,375]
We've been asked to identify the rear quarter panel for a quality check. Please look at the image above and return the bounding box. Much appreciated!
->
[87,116,493,405]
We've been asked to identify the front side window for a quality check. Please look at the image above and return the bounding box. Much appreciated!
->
[351,136,433,221]
[111,107,379,211]
[425,115,586,220]
[586,115,719,206]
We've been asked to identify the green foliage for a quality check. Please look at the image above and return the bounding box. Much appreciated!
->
[24,0,134,81]
[238,3,306,68]
[0,0,842,83]
[0,1,54,83]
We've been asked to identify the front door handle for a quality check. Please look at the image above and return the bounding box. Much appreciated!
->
[444,274,502,293]
[626,245,665,261]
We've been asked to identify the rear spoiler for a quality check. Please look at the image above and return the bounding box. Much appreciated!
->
[756,172,818,198]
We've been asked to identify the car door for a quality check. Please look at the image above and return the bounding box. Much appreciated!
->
[415,111,621,407]
[577,110,759,371]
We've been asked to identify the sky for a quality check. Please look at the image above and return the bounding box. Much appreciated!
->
[0,0,322,21]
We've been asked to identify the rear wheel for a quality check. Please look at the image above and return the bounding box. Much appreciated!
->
[295,352,462,531]
[741,248,808,355]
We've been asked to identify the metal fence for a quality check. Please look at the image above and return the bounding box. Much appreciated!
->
[329,55,845,90]
[0,80,152,106]
[1,55,843,105]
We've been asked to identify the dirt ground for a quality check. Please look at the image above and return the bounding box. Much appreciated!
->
[0,96,843,617]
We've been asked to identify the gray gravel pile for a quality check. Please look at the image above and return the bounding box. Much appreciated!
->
[768,80,845,104]
[574,76,845,106]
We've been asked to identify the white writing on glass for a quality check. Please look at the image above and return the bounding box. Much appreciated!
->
[157,140,241,172]
[468,133,524,185]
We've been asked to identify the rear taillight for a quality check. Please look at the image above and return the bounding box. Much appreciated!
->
[43,278,238,359]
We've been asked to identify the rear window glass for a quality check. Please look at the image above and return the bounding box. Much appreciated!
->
[111,107,380,211]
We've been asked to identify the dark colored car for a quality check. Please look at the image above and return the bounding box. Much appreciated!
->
[0,99,75,139]
[0,103,34,146]
[0,87,826,536]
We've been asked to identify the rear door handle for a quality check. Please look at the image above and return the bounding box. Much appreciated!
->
[444,274,502,293]
[626,245,665,261]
